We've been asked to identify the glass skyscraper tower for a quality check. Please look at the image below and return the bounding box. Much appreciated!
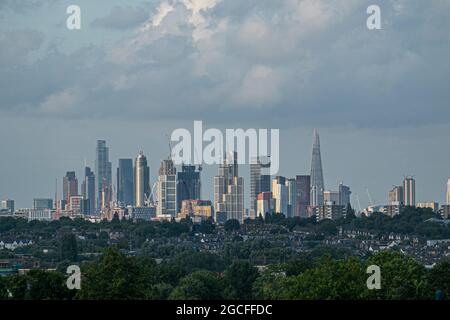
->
[95,140,112,213]
[310,129,325,207]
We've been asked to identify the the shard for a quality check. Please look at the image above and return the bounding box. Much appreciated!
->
[310,129,324,206]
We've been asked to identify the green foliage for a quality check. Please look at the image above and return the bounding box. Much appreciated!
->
[194,218,216,234]
[4,270,73,300]
[26,270,73,300]
[348,208,449,238]
[224,219,240,232]
[77,247,143,300]
[426,259,450,300]
[169,270,224,300]
[366,251,429,300]
[223,261,259,299]
[171,251,227,274]
[60,233,78,262]
[0,277,8,300]
[281,257,367,300]
[283,256,314,276]
[6,274,28,299]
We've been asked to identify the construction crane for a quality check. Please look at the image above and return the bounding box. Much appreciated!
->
[165,134,173,160]
[194,145,202,173]
[148,181,158,206]
[365,187,375,207]
[355,193,363,213]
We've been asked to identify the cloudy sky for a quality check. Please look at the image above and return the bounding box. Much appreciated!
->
[1,0,449,209]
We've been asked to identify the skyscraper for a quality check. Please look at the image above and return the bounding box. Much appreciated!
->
[117,159,134,206]
[134,152,150,207]
[324,190,340,204]
[403,176,416,207]
[446,178,450,205]
[95,140,112,212]
[286,178,297,218]
[1,199,14,213]
[296,175,310,218]
[388,186,404,205]
[338,182,352,207]
[272,176,288,215]
[310,129,325,207]
[81,167,95,215]
[63,171,78,204]
[156,159,177,216]
[33,198,53,210]
[214,152,244,222]
[176,165,201,213]
[250,156,271,215]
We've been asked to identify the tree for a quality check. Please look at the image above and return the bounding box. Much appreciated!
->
[169,271,224,300]
[366,251,429,300]
[77,248,144,300]
[60,233,78,261]
[0,277,8,300]
[6,274,28,299]
[284,256,314,276]
[196,218,216,234]
[426,259,450,300]
[26,270,73,300]
[224,219,240,233]
[282,256,367,299]
[345,204,356,220]
[224,261,259,299]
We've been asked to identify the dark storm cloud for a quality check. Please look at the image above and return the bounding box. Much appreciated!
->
[0,0,449,129]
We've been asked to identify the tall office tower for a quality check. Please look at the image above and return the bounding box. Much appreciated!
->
[117,159,134,206]
[388,186,404,205]
[1,199,14,213]
[286,178,297,218]
[272,176,288,215]
[296,175,310,218]
[63,171,78,204]
[403,176,416,207]
[324,190,340,204]
[310,129,325,207]
[214,152,244,222]
[176,165,201,213]
[81,167,95,215]
[33,198,53,210]
[446,178,450,205]
[250,156,271,215]
[95,140,112,212]
[134,151,150,207]
[338,182,352,207]
[156,159,177,216]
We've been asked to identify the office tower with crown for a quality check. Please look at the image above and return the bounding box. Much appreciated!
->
[135,152,150,208]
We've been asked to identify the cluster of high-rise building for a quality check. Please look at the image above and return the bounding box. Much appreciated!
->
[384,176,450,219]
[2,131,450,223]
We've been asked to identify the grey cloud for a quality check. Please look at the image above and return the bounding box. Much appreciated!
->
[0,0,449,130]
[91,5,150,29]
[0,0,55,14]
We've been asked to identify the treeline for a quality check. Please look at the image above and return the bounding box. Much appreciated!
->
[1,248,449,300]
[247,207,450,239]
[0,207,447,241]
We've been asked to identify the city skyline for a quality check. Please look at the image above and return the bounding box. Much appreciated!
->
[1,131,449,219]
